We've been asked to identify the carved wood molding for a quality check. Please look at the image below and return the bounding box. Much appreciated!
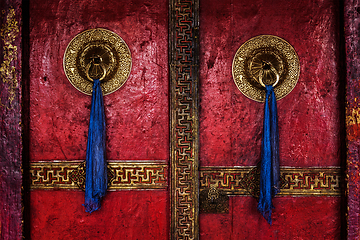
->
[169,0,200,239]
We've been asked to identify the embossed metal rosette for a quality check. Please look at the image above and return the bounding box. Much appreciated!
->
[232,35,300,102]
[63,28,132,95]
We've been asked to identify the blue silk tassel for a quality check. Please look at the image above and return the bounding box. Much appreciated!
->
[257,85,280,224]
[84,79,107,213]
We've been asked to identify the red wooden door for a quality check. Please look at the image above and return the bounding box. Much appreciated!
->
[28,0,170,239]
[198,0,344,239]
[26,0,346,239]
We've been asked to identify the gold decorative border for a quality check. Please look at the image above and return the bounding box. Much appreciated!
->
[200,166,342,196]
[170,0,200,239]
[30,161,341,196]
[30,161,168,190]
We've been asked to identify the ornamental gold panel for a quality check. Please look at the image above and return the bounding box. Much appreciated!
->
[30,161,168,190]
[199,166,341,196]
[30,162,341,196]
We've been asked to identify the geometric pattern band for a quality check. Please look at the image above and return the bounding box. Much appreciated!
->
[30,161,341,197]
[170,0,200,239]
[200,166,342,196]
[30,161,168,190]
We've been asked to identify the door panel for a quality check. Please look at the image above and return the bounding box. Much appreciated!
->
[0,0,353,239]
[29,0,169,239]
[30,191,168,239]
[27,0,345,239]
[29,0,169,162]
[199,0,343,239]
[200,197,341,239]
[199,0,342,167]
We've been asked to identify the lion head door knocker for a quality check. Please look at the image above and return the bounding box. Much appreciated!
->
[63,28,132,213]
[232,35,300,224]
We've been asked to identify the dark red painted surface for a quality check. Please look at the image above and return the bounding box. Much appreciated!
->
[29,0,169,239]
[200,196,341,239]
[31,190,169,239]
[0,1,23,239]
[344,0,360,239]
[29,0,169,161]
[199,0,344,238]
[199,0,342,167]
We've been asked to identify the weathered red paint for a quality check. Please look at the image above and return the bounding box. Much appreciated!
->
[31,190,169,239]
[29,0,169,162]
[29,0,169,238]
[200,196,341,239]
[199,0,342,168]
[347,123,360,142]
[199,0,344,238]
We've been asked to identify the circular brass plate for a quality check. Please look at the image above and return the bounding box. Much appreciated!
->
[232,35,300,102]
[63,28,132,95]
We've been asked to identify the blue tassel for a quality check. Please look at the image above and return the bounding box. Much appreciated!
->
[83,79,107,213]
[257,85,280,224]
[270,87,280,196]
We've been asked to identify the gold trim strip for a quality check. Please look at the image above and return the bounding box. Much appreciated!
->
[200,166,342,196]
[279,167,341,196]
[31,162,341,196]
[30,161,79,189]
[170,0,199,239]
[30,161,168,190]
[200,167,253,195]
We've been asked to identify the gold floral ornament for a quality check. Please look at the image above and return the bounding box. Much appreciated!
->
[63,28,132,95]
[232,35,300,102]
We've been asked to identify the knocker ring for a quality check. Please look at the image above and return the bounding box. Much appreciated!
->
[258,60,280,88]
[85,56,107,82]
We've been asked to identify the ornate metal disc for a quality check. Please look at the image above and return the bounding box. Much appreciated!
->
[232,35,300,102]
[63,28,132,95]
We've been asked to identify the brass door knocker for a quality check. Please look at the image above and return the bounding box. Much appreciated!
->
[232,35,299,102]
[63,28,132,95]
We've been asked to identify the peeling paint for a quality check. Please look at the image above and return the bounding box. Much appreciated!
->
[0,8,19,108]
[0,3,22,240]
[345,0,360,238]
[347,107,360,126]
